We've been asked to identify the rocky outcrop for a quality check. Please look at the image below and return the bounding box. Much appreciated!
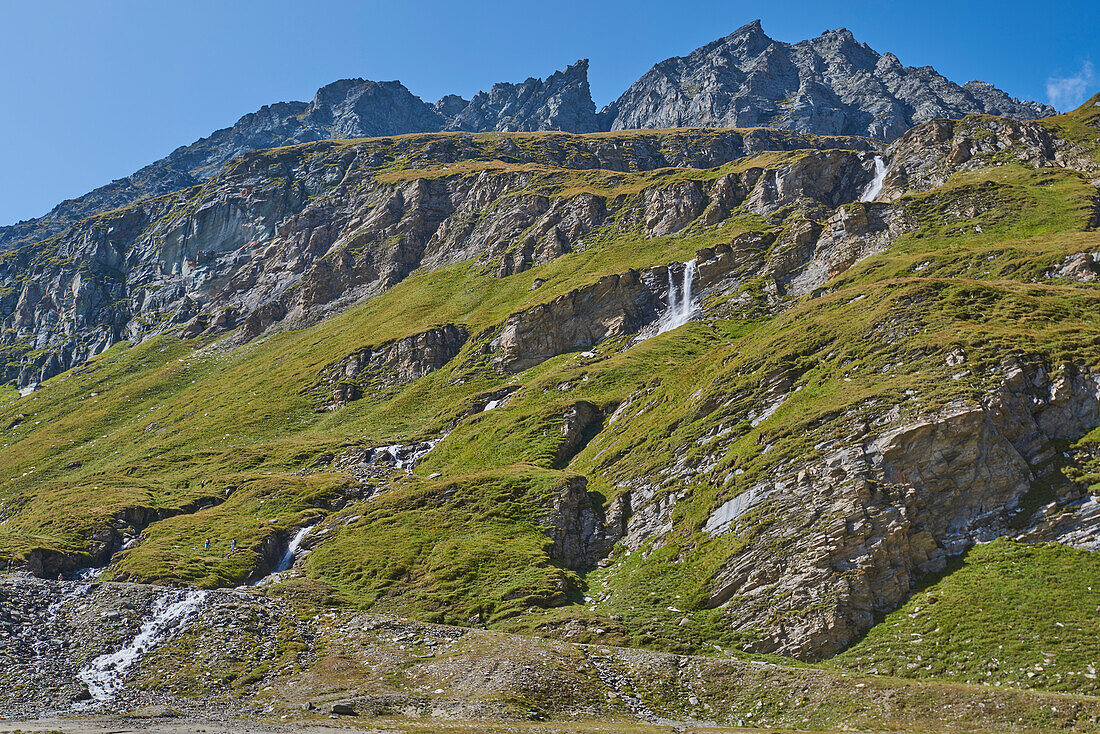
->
[300,78,444,138]
[322,325,468,408]
[555,401,603,468]
[693,361,1100,660]
[547,474,628,571]
[692,113,1100,306]
[770,201,899,296]
[434,94,470,119]
[1,128,881,389]
[326,441,444,485]
[624,149,878,242]
[1050,251,1100,282]
[491,193,608,277]
[491,270,665,373]
[881,115,1099,199]
[601,20,1054,140]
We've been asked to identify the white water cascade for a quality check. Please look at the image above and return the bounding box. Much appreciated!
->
[657,259,698,334]
[859,156,888,202]
[274,524,316,573]
[78,589,206,701]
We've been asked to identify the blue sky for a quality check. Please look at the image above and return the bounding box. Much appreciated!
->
[1,0,1096,226]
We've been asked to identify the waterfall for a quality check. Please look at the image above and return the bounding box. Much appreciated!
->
[859,156,888,202]
[274,524,316,573]
[657,260,698,334]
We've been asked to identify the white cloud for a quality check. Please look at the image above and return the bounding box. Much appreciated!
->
[1046,60,1096,112]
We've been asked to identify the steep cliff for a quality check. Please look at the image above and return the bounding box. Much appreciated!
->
[0,127,875,389]
[450,59,601,133]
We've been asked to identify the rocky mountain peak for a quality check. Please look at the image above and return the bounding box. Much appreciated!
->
[805,26,876,67]
[451,59,599,133]
[736,18,764,33]
[310,77,369,106]
[876,51,904,72]
[714,19,775,60]
[434,93,471,120]
[602,21,1055,139]
[727,18,768,42]
[815,26,857,44]
[302,78,444,137]
[0,24,1058,253]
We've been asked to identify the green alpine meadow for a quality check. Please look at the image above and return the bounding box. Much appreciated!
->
[2,14,1100,733]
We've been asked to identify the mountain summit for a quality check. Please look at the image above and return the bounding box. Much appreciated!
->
[601,20,1055,139]
[0,23,1052,252]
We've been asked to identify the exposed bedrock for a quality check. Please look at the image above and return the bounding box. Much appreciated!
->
[548,474,628,572]
[322,324,469,408]
[4,113,1091,391]
[491,270,665,373]
[881,115,1099,199]
[1,133,879,389]
[674,361,1100,660]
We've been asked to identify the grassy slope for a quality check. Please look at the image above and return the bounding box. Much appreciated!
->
[833,539,1100,694]
[0,117,1099,699]
[511,162,1100,653]
[0,155,770,584]
[1041,92,1100,157]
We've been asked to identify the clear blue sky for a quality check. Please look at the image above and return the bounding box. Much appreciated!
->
[1,0,1096,226]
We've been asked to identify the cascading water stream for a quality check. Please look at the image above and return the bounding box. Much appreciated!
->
[656,259,698,334]
[859,156,888,202]
[77,589,206,702]
[274,524,316,573]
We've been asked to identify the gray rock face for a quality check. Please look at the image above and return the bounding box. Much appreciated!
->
[548,474,628,571]
[0,63,598,253]
[1,24,1055,256]
[879,114,1099,198]
[451,59,600,133]
[491,269,665,373]
[322,325,469,409]
[434,94,471,121]
[0,128,876,389]
[619,360,1100,662]
[301,78,445,138]
[601,20,1055,141]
